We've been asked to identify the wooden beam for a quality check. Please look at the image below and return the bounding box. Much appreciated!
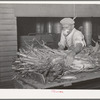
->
[0,67,13,73]
[0,13,15,19]
[0,25,16,31]
[0,8,14,14]
[0,31,17,36]
[0,46,17,51]
[0,41,17,46]
[0,19,16,25]
[0,51,17,56]
[0,36,17,41]
[0,56,17,62]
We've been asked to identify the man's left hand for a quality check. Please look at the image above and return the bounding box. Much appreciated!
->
[65,51,76,66]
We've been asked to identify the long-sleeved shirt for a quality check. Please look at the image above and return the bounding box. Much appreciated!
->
[58,28,86,48]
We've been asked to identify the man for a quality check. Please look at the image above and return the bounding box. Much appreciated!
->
[58,18,86,65]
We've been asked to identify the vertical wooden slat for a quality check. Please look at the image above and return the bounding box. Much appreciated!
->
[0,4,17,82]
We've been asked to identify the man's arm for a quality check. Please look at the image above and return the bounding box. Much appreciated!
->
[72,30,86,54]
[65,43,83,66]
[58,31,66,50]
[69,43,83,54]
[74,43,83,54]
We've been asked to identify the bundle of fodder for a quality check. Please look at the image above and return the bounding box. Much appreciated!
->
[12,39,73,82]
[69,42,100,72]
[12,39,100,82]
[70,53,96,72]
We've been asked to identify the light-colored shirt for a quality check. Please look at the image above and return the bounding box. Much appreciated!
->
[58,28,86,48]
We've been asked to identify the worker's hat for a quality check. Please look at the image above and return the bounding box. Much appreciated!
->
[60,18,75,25]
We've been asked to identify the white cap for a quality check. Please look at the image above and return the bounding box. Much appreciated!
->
[60,18,75,25]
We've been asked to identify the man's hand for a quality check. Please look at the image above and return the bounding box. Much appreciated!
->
[65,51,76,66]
[68,43,83,54]
[58,43,65,50]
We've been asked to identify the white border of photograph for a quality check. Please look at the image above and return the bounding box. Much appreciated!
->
[0,1,100,99]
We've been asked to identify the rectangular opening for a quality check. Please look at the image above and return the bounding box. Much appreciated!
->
[17,17,100,50]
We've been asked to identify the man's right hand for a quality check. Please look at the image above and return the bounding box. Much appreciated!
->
[58,44,65,50]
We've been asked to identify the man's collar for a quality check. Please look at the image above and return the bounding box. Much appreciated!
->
[71,28,76,33]
[67,28,76,37]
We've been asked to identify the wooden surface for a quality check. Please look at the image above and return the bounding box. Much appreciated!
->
[0,13,15,19]
[14,4,100,17]
[0,31,17,36]
[15,78,72,89]
[0,66,13,72]
[0,20,16,25]
[0,25,16,30]
[0,51,17,56]
[0,8,14,14]
[15,69,100,89]
[0,41,17,46]
[0,56,16,62]
[0,36,17,41]
[0,4,17,82]
[0,46,17,52]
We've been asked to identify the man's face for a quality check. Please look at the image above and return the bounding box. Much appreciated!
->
[62,24,74,37]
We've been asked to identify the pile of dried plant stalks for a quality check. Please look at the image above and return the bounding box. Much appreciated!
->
[12,39,100,82]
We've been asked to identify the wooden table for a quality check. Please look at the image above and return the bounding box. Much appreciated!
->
[14,69,100,89]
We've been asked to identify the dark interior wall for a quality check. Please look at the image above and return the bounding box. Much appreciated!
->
[17,17,98,35]
[17,17,100,49]
[17,17,64,35]
[17,17,63,49]
[92,18,100,41]
[17,17,84,36]
[17,17,36,35]
[75,17,100,42]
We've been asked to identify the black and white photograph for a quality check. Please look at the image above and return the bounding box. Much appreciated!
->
[1,1,100,91]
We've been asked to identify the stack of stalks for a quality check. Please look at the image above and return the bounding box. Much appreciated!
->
[12,39,100,82]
